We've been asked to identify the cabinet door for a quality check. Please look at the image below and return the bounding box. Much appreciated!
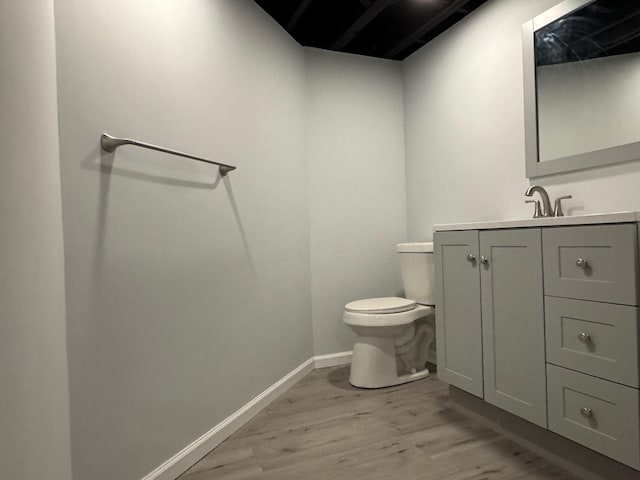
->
[434,230,483,398]
[480,229,547,427]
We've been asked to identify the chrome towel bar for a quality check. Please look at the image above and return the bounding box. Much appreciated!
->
[100,133,236,176]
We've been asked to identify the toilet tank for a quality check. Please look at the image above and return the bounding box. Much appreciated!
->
[397,242,434,305]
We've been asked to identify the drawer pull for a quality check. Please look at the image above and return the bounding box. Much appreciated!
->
[479,256,489,265]
[578,332,592,344]
[467,253,476,262]
[580,407,594,419]
[576,258,588,269]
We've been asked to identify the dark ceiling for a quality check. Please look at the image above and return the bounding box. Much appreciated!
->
[254,0,488,60]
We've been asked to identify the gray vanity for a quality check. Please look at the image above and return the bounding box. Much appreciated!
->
[431,0,640,474]
[434,212,640,473]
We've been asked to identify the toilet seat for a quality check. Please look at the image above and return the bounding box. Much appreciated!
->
[343,303,432,328]
[345,297,416,314]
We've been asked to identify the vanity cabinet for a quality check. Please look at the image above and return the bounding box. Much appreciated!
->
[435,220,640,470]
[435,229,547,427]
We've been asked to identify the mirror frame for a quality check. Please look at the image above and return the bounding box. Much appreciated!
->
[522,0,640,178]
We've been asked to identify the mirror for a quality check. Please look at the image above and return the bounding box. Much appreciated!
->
[522,0,640,177]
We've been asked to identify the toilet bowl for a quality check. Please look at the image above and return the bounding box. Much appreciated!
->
[343,242,436,389]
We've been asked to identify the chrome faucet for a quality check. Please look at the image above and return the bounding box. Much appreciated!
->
[525,185,553,217]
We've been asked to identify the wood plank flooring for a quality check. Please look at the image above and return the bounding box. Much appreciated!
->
[179,366,581,480]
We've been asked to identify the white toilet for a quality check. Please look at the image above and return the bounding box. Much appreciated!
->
[343,242,435,388]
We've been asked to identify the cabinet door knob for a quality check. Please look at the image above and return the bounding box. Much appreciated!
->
[467,253,476,262]
[578,332,591,343]
[580,407,593,419]
[576,258,588,269]
[479,256,489,265]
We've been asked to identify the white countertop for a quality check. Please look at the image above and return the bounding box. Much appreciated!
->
[433,211,640,232]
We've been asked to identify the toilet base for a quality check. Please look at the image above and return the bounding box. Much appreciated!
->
[348,335,430,389]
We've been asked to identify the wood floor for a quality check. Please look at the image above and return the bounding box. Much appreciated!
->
[179,366,581,480]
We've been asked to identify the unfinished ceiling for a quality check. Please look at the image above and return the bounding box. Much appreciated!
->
[254,0,488,60]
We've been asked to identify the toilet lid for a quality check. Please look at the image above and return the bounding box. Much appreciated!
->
[345,297,416,314]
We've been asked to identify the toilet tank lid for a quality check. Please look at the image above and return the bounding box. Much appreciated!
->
[396,242,433,253]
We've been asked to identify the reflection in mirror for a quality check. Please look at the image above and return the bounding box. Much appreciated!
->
[523,0,640,177]
[536,0,640,162]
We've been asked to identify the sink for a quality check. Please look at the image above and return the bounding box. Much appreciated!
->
[433,211,640,232]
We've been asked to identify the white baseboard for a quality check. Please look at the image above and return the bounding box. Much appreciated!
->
[140,358,315,480]
[313,351,352,369]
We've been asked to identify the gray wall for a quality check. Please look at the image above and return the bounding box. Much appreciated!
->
[404,0,640,239]
[306,48,407,356]
[51,0,409,476]
[0,1,72,479]
[53,1,312,479]
[403,0,552,239]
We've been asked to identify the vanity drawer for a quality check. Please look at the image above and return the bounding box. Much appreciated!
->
[545,297,640,387]
[547,364,640,469]
[543,224,639,305]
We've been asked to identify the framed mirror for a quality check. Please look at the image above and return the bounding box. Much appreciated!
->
[523,0,640,178]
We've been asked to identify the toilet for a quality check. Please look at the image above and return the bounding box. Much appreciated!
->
[343,242,435,388]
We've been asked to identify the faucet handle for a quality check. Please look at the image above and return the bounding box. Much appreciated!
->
[525,200,542,218]
[553,195,572,217]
